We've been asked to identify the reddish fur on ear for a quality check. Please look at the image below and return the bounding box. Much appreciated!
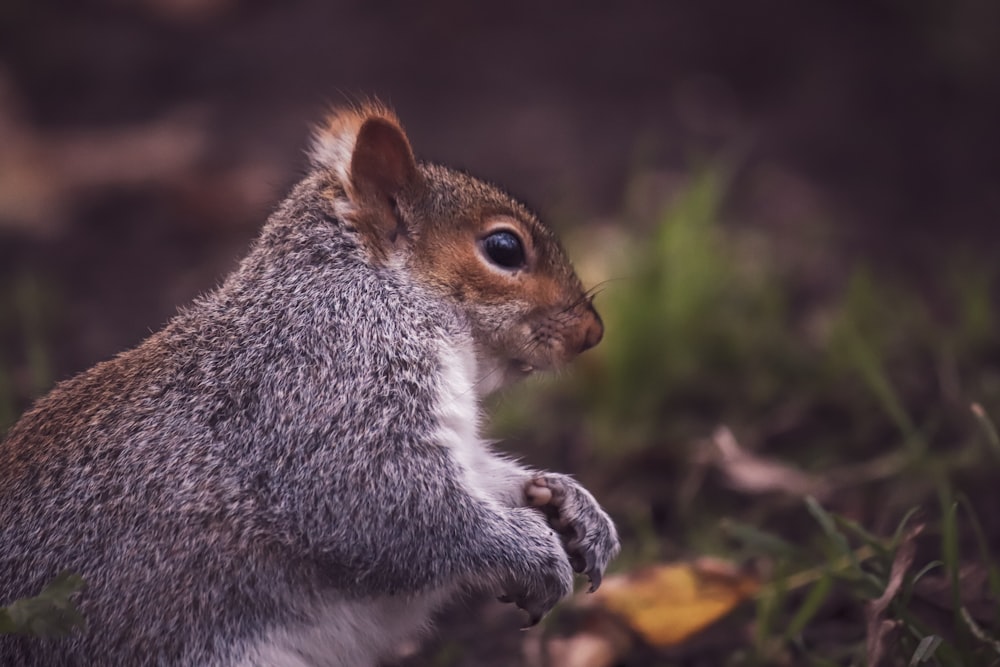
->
[311,104,419,260]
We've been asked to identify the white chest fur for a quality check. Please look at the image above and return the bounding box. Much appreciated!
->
[432,340,528,504]
[432,340,491,498]
[225,593,448,667]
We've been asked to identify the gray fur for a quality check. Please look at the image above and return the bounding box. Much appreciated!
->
[0,139,618,665]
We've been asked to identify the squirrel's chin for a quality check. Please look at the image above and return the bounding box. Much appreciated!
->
[470,358,538,396]
[510,349,574,375]
[508,356,564,378]
[514,360,536,375]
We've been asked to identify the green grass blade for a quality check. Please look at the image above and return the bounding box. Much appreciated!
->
[784,570,833,641]
[957,494,1000,623]
[938,486,970,659]
[805,497,858,571]
[971,403,1000,464]
[908,635,942,665]
[722,518,799,558]
[960,607,1000,654]
[835,514,890,559]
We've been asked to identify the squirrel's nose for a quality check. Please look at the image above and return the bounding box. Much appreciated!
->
[579,307,604,353]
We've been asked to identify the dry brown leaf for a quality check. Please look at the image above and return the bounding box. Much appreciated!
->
[706,426,831,499]
[865,524,923,666]
[701,426,908,501]
[584,560,760,648]
[914,562,997,623]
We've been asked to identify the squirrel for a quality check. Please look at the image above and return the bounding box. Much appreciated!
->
[0,103,619,666]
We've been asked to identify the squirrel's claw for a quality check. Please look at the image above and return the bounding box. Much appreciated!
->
[520,612,543,630]
[586,567,602,593]
[577,548,602,591]
[525,474,620,595]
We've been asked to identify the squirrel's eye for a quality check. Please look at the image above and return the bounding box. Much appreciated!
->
[481,231,526,269]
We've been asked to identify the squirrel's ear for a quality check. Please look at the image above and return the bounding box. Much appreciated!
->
[311,105,417,199]
[311,106,418,256]
[349,116,417,204]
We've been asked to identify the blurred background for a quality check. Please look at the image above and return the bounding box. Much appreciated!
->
[2,1,1000,665]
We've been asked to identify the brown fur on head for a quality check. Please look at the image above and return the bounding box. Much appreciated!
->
[311,104,603,389]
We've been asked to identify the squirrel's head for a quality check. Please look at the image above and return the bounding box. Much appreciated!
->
[311,104,603,391]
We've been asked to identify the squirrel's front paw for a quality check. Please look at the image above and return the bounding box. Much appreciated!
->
[498,510,575,627]
[525,474,620,593]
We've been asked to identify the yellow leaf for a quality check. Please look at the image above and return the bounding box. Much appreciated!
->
[590,560,759,647]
